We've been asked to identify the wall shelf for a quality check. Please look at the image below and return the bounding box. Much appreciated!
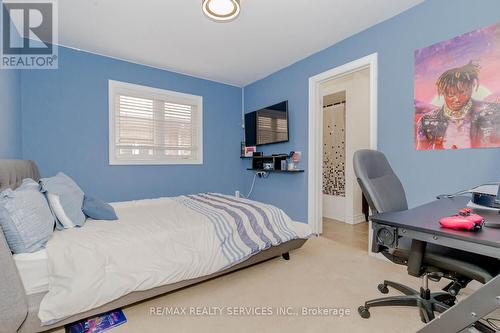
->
[247,168,304,173]
[243,154,304,173]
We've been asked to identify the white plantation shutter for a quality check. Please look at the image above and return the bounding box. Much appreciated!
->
[109,81,203,165]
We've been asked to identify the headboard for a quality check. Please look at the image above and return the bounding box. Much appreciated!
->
[0,160,41,192]
[0,160,40,331]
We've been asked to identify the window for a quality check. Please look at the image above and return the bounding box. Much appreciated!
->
[109,80,203,165]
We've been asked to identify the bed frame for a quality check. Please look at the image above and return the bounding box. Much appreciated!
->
[0,160,307,333]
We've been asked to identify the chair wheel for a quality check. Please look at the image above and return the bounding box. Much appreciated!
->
[440,297,456,307]
[377,283,389,294]
[441,299,455,307]
[358,306,370,319]
[447,282,461,296]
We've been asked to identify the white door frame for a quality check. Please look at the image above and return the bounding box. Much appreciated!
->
[308,53,378,235]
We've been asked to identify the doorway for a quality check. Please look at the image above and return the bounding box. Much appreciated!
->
[322,90,346,222]
[308,53,378,251]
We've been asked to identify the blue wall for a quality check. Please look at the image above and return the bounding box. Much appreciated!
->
[21,47,243,202]
[0,6,22,159]
[243,0,500,222]
[12,0,500,220]
[0,69,22,158]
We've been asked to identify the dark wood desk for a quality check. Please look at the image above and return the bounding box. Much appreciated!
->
[371,197,500,332]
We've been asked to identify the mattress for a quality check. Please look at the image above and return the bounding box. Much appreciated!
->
[38,194,313,324]
[13,249,50,295]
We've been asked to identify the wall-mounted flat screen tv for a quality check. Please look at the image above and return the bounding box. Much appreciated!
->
[245,101,289,146]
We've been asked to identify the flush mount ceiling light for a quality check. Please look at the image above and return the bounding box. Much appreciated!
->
[202,0,241,22]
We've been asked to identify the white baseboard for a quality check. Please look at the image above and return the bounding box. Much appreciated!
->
[343,213,367,225]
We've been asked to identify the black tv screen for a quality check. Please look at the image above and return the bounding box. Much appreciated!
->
[245,101,289,146]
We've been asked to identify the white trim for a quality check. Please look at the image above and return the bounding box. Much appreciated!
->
[308,53,378,237]
[108,80,204,166]
[241,87,246,135]
[351,213,368,225]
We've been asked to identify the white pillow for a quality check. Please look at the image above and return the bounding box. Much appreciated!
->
[40,173,85,229]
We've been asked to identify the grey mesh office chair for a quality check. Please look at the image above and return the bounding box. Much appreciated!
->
[353,149,499,324]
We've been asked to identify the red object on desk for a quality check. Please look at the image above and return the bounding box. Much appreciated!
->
[439,208,484,231]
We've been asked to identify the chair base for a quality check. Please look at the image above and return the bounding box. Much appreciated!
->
[358,280,456,323]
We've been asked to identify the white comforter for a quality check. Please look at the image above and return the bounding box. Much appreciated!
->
[39,194,312,324]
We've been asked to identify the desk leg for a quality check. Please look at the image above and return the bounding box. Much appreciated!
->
[417,275,500,333]
[407,240,426,277]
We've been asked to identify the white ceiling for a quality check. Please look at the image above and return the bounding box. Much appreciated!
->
[58,0,424,87]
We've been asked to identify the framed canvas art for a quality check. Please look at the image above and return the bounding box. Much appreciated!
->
[414,22,500,150]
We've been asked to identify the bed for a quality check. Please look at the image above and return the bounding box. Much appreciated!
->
[0,160,311,333]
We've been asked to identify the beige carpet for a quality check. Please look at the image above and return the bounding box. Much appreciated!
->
[52,236,484,333]
[322,218,369,251]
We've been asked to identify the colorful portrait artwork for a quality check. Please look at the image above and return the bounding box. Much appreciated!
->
[414,22,500,150]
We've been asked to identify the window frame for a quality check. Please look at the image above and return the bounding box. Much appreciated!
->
[108,80,203,165]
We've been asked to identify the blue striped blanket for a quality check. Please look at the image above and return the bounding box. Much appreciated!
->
[174,193,311,265]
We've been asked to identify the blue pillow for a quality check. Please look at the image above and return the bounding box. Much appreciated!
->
[0,179,55,254]
[40,173,86,230]
[82,196,118,221]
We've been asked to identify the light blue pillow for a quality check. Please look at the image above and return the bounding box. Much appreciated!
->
[0,179,55,254]
[82,196,118,221]
[40,173,86,230]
